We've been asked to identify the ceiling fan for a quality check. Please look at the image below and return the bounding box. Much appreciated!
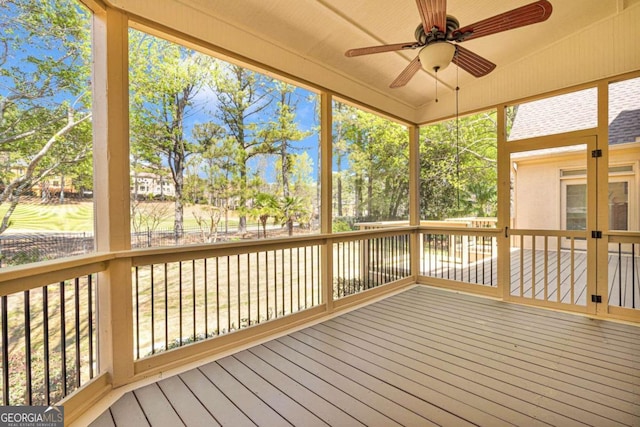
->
[345,0,553,88]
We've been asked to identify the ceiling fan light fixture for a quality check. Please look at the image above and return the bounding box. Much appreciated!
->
[418,42,456,72]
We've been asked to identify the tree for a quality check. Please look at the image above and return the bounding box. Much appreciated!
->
[193,204,222,243]
[276,195,307,236]
[332,102,355,217]
[129,29,213,237]
[248,192,278,238]
[192,122,238,233]
[260,82,312,197]
[332,105,409,222]
[420,111,498,220]
[211,64,275,234]
[0,0,92,233]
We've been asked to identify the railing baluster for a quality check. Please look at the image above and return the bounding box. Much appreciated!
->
[247,253,251,326]
[150,265,155,354]
[257,252,261,323]
[88,276,94,378]
[303,247,308,309]
[531,237,536,300]
[289,248,293,313]
[74,278,81,388]
[632,243,636,308]
[2,295,9,405]
[193,259,197,341]
[227,256,231,330]
[42,287,50,405]
[311,246,315,305]
[273,250,277,318]
[24,290,32,405]
[556,237,561,303]
[164,263,169,349]
[428,234,432,274]
[297,247,301,310]
[265,252,269,320]
[60,281,67,397]
[135,266,140,358]
[519,235,524,297]
[544,236,549,301]
[281,249,285,316]
[215,257,220,334]
[570,238,575,305]
[490,236,494,286]
[482,236,493,284]
[179,262,183,345]
[204,259,208,336]
[237,254,241,329]
[618,243,623,307]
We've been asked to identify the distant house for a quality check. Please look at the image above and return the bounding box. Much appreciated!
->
[131,172,175,199]
[0,155,83,199]
[510,78,640,247]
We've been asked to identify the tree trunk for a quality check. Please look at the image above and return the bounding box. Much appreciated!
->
[174,163,185,237]
[60,175,65,203]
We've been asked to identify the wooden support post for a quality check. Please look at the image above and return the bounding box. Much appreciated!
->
[320,92,334,311]
[497,104,510,300]
[409,125,421,279]
[92,7,134,386]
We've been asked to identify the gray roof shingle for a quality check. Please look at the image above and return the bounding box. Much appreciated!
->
[509,77,640,145]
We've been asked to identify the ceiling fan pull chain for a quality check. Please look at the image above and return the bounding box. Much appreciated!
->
[434,66,440,102]
[456,62,460,208]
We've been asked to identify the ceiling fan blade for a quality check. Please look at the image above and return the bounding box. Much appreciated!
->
[415,0,447,33]
[345,42,418,57]
[454,0,552,41]
[452,45,496,77]
[390,56,422,88]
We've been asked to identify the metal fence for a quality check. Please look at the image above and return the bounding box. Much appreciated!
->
[0,233,94,268]
[0,227,255,267]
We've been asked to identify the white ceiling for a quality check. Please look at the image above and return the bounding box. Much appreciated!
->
[117,0,640,123]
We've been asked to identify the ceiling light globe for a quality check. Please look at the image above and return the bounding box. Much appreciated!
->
[419,42,456,72]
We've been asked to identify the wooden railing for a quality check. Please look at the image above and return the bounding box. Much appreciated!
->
[131,240,323,359]
[333,230,411,299]
[418,226,501,295]
[606,231,640,311]
[357,217,498,230]
[1,224,638,424]
[508,230,588,309]
[0,228,418,421]
[0,255,110,406]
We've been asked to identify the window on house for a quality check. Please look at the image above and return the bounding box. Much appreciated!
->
[608,181,629,231]
[559,167,633,232]
[565,183,587,230]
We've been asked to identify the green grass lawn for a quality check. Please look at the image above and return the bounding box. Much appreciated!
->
[0,200,245,233]
[0,201,95,232]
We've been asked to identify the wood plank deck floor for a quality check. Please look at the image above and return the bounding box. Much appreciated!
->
[89,286,640,427]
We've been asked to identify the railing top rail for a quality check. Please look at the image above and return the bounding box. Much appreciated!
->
[124,233,330,266]
[605,230,640,238]
[606,231,640,243]
[123,227,418,266]
[508,229,587,238]
[419,225,502,236]
[0,252,112,296]
[329,227,416,243]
